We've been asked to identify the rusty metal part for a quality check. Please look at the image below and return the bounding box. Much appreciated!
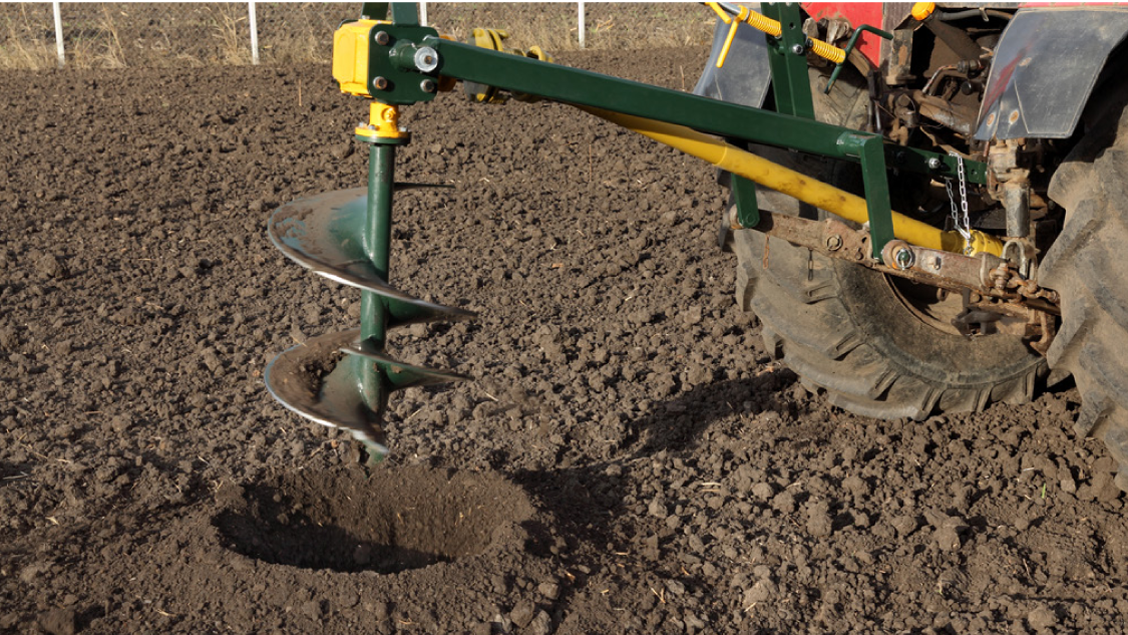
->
[730,206,1060,355]
[728,206,1050,306]
[913,90,978,137]
[1031,310,1056,355]
[884,28,914,86]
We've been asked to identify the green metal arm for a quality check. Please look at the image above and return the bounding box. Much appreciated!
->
[376,33,983,186]
[824,24,894,94]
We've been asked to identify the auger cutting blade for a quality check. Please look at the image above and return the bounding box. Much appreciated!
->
[265,329,389,455]
[341,339,470,389]
[268,187,475,326]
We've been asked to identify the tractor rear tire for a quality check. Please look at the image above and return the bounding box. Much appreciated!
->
[732,69,1046,420]
[1040,101,1128,492]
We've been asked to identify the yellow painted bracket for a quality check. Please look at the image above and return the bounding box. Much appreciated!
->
[333,19,388,98]
[356,102,408,141]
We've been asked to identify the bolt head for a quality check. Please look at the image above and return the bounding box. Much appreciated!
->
[825,234,843,251]
[790,43,805,55]
[374,31,390,46]
[372,76,388,91]
[414,46,440,73]
[894,247,915,269]
[420,79,437,93]
[927,157,942,170]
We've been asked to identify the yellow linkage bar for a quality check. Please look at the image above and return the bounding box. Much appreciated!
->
[579,106,1004,257]
[706,2,846,69]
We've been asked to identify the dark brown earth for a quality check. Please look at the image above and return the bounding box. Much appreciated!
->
[2,25,1128,635]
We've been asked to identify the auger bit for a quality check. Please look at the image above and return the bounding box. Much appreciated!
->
[264,4,471,466]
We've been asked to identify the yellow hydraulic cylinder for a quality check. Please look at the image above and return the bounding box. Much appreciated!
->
[579,107,1003,257]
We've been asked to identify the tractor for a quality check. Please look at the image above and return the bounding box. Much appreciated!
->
[265,2,1128,493]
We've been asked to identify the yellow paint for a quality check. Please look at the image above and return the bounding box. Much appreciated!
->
[912,2,936,21]
[809,38,846,65]
[356,102,408,140]
[743,7,782,37]
[333,19,386,98]
[472,27,509,52]
[716,6,751,68]
[706,2,733,24]
[580,107,1003,257]
[713,4,846,69]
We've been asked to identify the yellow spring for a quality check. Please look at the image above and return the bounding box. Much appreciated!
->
[712,3,847,69]
[809,38,846,65]
[745,10,782,37]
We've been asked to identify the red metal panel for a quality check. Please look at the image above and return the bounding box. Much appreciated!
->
[801,2,885,67]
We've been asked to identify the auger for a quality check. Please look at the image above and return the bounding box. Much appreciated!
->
[262,2,1128,493]
[265,7,473,464]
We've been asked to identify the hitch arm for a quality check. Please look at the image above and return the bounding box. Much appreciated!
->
[382,34,984,187]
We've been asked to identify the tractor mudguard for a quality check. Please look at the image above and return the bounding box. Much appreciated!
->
[976,8,1128,141]
[692,17,772,109]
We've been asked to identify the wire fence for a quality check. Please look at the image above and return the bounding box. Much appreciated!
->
[0,2,716,70]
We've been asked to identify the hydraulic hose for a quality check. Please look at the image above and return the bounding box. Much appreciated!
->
[578,106,1003,256]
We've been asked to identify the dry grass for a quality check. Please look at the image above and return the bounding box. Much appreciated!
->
[0,2,717,71]
[0,4,56,71]
[91,4,127,68]
[209,3,251,65]
[430,3,715,53]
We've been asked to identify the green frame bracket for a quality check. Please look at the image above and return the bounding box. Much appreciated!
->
[361,2,387,20]
[732,174,760,228]
[825,24,893,94]
[841,134,895,260]
[383,36,983,186]
[761,3,814,120]
[389,2,419,26]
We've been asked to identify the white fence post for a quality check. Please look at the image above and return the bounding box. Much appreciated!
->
[52,1,65,67]
[420,2,428,27]
[248,1,260,65]
[578,1,585,49]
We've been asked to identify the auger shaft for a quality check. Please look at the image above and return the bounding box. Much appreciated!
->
[358,142,397,415]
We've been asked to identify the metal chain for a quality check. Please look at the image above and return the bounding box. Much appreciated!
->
[944,152,972,242]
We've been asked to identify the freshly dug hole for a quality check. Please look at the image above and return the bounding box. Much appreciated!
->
[214,465,534,574]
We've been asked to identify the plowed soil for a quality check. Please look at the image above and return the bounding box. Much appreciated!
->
[2,31,1128,635]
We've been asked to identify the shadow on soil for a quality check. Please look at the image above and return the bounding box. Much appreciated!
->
[513,370,806,558]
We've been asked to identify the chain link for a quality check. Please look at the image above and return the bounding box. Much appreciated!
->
[944,152,973,247]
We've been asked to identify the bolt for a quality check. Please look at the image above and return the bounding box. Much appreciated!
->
[414,46,440,72]
[825,234,843,251]
[374,31,390,46]
[894,246,915,269]
[927,157,942,170]
[791,43,805,55]
[420,78,437,93]
[372,76,388,91]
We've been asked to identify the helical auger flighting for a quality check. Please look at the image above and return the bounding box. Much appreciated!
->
[264,100,472,464]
